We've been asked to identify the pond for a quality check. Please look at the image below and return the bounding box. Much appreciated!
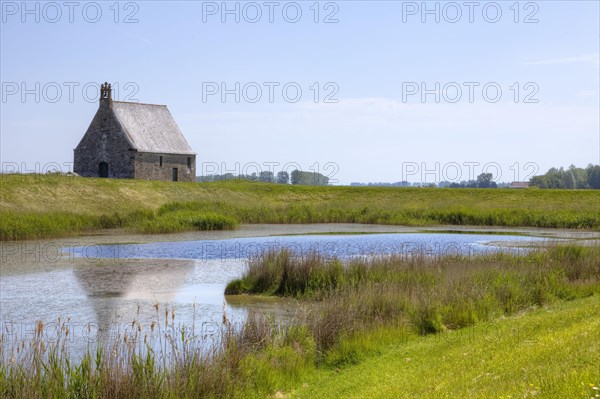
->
[0,225,550,354]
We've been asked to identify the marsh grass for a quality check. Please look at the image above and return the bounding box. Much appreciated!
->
[0,208,238,240]
[137,211,238,234]
[227,245,600,354]
[1,175,599,240]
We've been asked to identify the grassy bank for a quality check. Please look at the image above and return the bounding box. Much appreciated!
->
[2,245,598,398]
[1,174,600,240]
[291,295,600,399]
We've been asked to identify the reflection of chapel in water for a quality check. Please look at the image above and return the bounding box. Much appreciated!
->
[73,259,194,338]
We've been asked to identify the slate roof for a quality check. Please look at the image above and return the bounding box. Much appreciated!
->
[111,101,195,155]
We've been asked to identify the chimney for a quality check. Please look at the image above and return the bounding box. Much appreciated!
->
[99,82,112,108]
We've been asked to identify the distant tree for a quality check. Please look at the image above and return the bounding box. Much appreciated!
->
[290,170,300,185]
[571,169,589,188]
[529,175,548,188]
[587,164,600,189]
[290,170,329,186]
[529,164,600,189]
[225,173,236,180]
[276,171,289,184]
[259,171,275,183]
[547,168,562,188]
[476,173,497,188]
[449,180,472,188]
[447,176,496,188]
[560,171,576,189]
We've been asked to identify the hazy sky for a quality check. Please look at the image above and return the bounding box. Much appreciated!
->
[1,1,599,184]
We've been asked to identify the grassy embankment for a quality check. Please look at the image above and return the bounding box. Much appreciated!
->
[1,174,600,240]
[2,245,598,398]
[291,294,600,399]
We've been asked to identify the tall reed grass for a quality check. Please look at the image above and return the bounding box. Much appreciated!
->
[227,245,600,351]
[0,307,313,398]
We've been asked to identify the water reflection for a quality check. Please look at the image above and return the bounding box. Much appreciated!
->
[73,259,195,339]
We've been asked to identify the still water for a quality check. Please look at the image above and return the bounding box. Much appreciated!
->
[0,225,547,353]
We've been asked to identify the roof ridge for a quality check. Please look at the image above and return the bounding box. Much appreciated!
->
[112,101,167,107]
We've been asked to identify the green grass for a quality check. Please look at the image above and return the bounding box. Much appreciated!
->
[1,174,599,240]
[290,295,600,399]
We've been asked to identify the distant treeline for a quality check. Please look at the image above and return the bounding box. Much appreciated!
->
[352,173,499,188]
[445,173,498,188]
[353,166,600,189]
[529,165,600,189]
[197,170,330,186]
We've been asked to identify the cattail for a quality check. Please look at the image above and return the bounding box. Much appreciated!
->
[36,321,44,336]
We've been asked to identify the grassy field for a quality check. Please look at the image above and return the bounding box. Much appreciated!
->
[1,174,599,240]
[2,245,598,398]
[290,295,600,399]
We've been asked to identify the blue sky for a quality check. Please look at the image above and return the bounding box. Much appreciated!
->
[1,1,599,184]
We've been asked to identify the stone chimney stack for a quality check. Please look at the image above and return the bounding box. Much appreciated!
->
[99,82,112,108]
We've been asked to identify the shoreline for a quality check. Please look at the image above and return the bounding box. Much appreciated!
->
[4,223,600,247]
